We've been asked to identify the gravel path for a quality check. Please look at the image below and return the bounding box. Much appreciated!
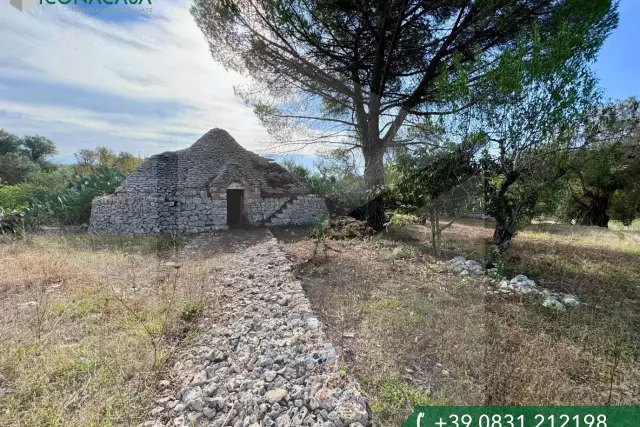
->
[147,230,369,427]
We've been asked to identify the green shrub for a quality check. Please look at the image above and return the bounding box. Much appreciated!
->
[28,167,124,226]
[0,184,35,211]
[609,189,639,226]
[322,216,374,240]
[310,215,327,240]
[387,212,421,227]
[0,153,40,185]
[181,299,204,322]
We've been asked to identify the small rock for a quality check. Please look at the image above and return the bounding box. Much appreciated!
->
[448,256,466,265]
[510,275,537,293]
[265,370,277,382]
[190,370,207,386]
[306,318,320,331]
[180,386,202,406]
[275,413,292,427]
[464,260,484,275]
[202,407,216,420]
[280,295,292,306]
[186,411,201,422]
[447,256,467,273]
[188,397,203,412]
[334,402,368,425]
[202,382,217,396]
[211,396,226,410]
[150,406,164,416]
[562,294,580,308]
[541,296,566,312]
[265,388,288,404]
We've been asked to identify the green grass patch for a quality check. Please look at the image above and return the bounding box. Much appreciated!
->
[367,298,402,311]
[180,299,205,322]
[363,376,437,425]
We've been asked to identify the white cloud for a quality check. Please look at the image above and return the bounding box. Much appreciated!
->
[0,1,278,158]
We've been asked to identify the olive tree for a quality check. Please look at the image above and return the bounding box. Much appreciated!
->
[562,98,640,227]
[478,59,600,267]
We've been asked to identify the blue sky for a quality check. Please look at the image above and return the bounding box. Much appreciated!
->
[0,0,638,166]
[592,0,640,101]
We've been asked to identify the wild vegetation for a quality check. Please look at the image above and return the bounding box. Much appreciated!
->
[274,219,640,426]
[192,0,618,230]
[0,131,143,229]
[0,233,218,426]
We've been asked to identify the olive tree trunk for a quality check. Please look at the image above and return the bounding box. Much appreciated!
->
[580,193,611,227]
[487,213,517,268]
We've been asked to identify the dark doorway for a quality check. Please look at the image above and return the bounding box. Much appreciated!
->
[226,189,244,226]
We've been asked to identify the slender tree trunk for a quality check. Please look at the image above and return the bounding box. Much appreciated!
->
[363,142,386,231]
[428,204,442,257]
[486,188,519,268]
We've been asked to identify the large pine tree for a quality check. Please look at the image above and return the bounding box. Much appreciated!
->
[192,0,618,229]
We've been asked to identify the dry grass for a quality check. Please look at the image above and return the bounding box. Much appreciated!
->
[274,221,640,426]
[0,234,221,427]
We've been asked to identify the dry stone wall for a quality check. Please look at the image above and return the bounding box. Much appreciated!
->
[266,196,329,227]
[91,193,329,235]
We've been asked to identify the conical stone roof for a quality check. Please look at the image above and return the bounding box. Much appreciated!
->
[117,128,306,195]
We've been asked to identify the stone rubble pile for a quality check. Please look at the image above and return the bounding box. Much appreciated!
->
[147,232,369,427]
[447,256,484,276]
[447,257,580,312]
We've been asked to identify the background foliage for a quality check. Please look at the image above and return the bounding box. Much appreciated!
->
[0,129,141,228]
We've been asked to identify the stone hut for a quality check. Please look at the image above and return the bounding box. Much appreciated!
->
[89,128,328,234]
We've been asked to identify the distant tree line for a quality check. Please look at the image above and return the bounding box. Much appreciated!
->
[0,129,143,228]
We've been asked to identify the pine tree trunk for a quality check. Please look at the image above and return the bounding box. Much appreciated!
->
[363,143,385,231]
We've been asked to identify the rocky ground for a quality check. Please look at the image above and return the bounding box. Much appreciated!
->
[145,230,369,427]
